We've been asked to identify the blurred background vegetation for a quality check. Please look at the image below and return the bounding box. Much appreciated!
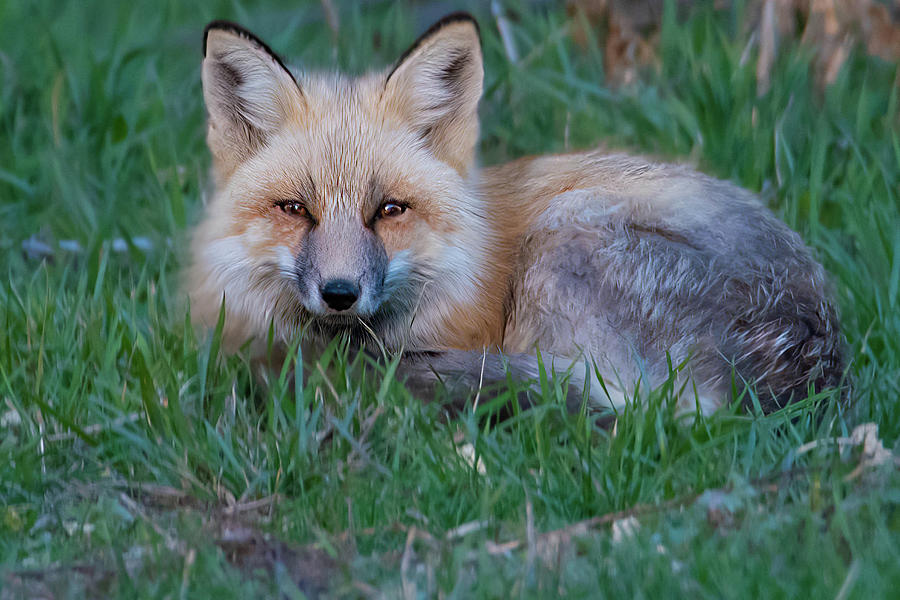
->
[1,1,899,597]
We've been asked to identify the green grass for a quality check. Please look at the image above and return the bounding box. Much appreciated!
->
[2,1,899,597]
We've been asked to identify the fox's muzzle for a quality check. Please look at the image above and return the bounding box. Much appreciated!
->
[295,219,388,316]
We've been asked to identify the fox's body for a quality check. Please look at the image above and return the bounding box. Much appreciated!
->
[188,15,843,413]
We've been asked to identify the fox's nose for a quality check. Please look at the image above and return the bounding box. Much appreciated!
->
[320,279,359,311]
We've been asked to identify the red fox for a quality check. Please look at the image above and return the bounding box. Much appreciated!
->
[187,13,844,414]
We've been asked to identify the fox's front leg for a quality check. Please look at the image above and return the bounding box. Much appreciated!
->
[396,349,599,414]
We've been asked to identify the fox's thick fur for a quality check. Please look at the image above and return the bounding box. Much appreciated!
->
[188,13,844,414]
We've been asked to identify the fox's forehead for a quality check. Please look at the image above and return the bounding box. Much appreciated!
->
[299,79,392,186]
[294,71,383,113]
[290,71,399,135]
[232,72,454,215]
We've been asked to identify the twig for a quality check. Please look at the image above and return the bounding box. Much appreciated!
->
[179,548,196,600]
[756,0,777,95]
[525,492,536,576]
[129,482,190,500]
[221,494,282,516]
[834,559,860,600]
[316,362,342,403]
[473,348,487,412]
[492,0,519,64]
[320,0,339,38]
[445,520,488,541]
[400,527,417,600]
[356,406,384,449]
[36,407,46,475]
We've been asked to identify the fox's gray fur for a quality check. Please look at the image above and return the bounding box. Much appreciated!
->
[189,14,844,415]
[399,153,843,413]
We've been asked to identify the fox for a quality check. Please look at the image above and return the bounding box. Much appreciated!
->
[187,13,845,415]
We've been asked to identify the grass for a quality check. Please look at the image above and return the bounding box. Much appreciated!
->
[2,0,899,597]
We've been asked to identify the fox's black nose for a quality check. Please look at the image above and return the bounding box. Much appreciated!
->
[320,279,359,311]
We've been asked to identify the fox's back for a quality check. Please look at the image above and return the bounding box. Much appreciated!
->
[483,151,843,410]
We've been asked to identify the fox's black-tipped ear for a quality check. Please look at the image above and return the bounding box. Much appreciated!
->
[382,13,483,176]
[202,21,304,177]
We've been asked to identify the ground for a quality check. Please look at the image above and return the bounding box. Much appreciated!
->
[1,1,899,598]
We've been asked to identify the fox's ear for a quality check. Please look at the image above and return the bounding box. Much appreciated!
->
[202,21,304,177]
[383,13,483,176]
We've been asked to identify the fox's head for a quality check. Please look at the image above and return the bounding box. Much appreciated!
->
[189,14,502,352]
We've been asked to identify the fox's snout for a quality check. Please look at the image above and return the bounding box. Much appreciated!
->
[293,220,389,317]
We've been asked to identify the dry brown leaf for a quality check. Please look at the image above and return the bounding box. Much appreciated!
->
[568,0,665,86]
[860,1,900,62]
[757,0,779,95]
[795,421,899,482]
[803,0,850,86]
[567,0,900,91]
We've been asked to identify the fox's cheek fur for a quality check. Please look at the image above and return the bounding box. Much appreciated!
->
[189,229,300,352]
[375,215,473,313]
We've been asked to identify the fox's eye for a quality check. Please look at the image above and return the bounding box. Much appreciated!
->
[275,200,308,217]
[379,201,407,219]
